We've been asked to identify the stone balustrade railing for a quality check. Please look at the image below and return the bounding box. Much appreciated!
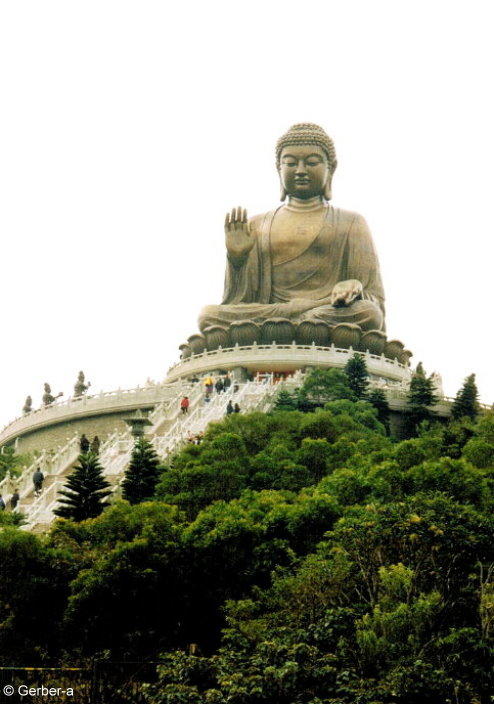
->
[166,342,413,384]
[26,477,66,529]
[0,382,192,448]
[152,383,240,458]
[0,434,81,501]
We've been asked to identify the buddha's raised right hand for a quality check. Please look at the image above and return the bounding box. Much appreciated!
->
[225,206,255,259]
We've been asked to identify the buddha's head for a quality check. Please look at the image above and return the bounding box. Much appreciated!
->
[276,123,337,201]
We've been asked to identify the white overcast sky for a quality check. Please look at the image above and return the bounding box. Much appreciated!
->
[1,1,493,429]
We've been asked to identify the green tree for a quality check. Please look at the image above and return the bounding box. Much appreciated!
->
[405,363,438,437]
[463,437,494,468]
[273,388,298,411]
[0,446,31,483]
[344,352,369,399]
[451,373,480,421]
[122,436,161,504]
[300,367,355,407]
[368,387,391,430]
[54,453,111,522]
[155,432,250,519]
[0,529,74,665]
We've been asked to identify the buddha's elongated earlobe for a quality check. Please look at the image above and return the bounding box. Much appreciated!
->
[323,180,332,201]
[280,184,287,201]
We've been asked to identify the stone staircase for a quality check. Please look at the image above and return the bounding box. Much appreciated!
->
[10,377,278,531]
[0,380,196,529]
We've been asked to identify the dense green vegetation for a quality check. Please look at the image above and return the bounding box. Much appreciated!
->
[0,365,493,702]
[0,446,32,483]
[122,436,161,504]
[53,452,111,521]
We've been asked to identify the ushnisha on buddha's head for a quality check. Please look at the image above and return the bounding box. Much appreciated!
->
[276,123,338,201]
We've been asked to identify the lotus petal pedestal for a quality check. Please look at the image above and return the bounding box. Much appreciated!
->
[203,325,230,351]
[260,318,295,345]
[385,339,405,361]
[296,321,331,346]
[179,343,192,360]
[360,330,387,355]
[331,323,362,350]
[187,334,206,355]
[230,321,260,347]
[398,349,413,366]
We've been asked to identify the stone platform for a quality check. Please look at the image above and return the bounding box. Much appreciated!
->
[0,384,182,454]
[166,342,412,386]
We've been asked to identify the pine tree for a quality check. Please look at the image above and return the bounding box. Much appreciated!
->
[344,353,369,399]
[300,368,355,407]
[405,363,438,437]
[368,388,391,430]
[54,453,111,521]
[408,364,438,408]
[121,437,161,505]
[451,373,479,421]
[274,389,298,411]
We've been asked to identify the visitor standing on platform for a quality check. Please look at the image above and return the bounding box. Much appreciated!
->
[79,434,90,454]
[91,436,100,454]
[215,378,224,393]
[10,490,20,511]
[33,468,44,497]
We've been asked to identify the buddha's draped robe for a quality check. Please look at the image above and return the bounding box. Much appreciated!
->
[199,202,385,332]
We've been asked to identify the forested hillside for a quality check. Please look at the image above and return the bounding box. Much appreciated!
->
[1,368,493,703]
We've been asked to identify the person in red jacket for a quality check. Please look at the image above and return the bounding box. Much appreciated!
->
[180,396,190,414]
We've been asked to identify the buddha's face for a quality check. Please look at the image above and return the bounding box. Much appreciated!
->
[279,144,330,199]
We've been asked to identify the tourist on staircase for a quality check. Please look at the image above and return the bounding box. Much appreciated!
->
[91,435,100,454]
[215,377,224,394]
[32,467,44,497]
[180,396,190,415]
[10,490,19,511]
[79,434,90,454]
[204,376,214,395]
[226,400,234,416]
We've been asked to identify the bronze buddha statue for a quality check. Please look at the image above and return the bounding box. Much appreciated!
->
[183,123,408,363]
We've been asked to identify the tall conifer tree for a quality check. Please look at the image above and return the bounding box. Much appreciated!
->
[344,353,369,399]
[54,453,111,521]
[274,389,298,411]
[451,373,479,420]
[122,437,161,504]
[368,387,391,431]
[405,362,438,437]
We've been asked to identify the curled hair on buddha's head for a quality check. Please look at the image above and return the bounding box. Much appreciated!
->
[276,123,337,201]
[275,123,338,172]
